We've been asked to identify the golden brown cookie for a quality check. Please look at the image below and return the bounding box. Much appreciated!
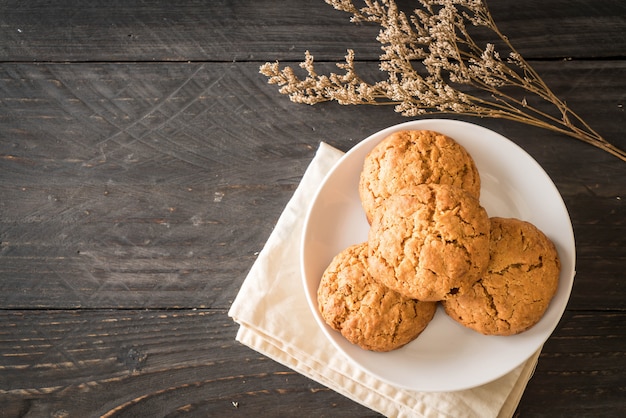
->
[442,217,561,336]
[367,184,490,302]
[317,242,437,352]
[359,130,481,223]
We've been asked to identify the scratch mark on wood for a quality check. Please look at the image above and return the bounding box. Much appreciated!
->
[0,154,35,166]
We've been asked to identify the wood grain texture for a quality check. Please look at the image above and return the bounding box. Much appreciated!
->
[0,309,376,417]
[0,310,624,417]
[0,0,625,62]
[1,61,625,310]
[1,0,625,416]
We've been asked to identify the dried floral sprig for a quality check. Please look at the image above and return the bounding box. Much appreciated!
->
[260,0,626,161]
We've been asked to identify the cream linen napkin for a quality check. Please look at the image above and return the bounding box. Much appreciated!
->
[228,142,540,418]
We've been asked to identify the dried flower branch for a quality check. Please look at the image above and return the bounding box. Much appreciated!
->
[260,0,626,161]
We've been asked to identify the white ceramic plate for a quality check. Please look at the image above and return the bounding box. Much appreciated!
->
[301,119,576,392]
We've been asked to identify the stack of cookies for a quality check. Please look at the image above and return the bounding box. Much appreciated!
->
[317,130,561,352]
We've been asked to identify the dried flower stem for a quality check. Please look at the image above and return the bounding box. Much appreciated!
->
[260,0,626,161]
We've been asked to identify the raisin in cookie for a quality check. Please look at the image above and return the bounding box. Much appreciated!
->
[359,130,481,223]
[367,184,490,302]
[317,242,437,352]
[442,217,561,336]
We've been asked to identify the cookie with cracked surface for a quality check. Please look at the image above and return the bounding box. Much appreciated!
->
[317,242,437,352]
[442,217,561,336]
[367,183,490,302]
[359,130,481,223]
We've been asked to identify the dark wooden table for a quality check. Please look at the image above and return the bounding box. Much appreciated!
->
[1,1,625,417]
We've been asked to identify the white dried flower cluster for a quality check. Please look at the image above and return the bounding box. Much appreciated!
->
[260,0,625,161]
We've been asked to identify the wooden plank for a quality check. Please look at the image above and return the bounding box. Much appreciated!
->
[0,309,624,417]
[518,311,626,416]
[1,61,625,310]
[0,0,624,62]
[487,0,626,59]
[0,309,376,417]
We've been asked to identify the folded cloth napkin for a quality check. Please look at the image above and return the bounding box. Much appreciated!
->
[228,142,540,418]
